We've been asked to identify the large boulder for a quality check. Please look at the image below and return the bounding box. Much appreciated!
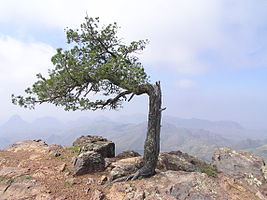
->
[73,135,115,158]
[73,151,105,176]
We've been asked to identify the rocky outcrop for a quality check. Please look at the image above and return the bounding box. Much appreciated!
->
[7,139,48,153]
[212,148,267,198]
[73,135,115,158]
[108,151,215,181]
[1,139,266,200]
[73,151,105,176]
[108,170,264,200]
[7,139,64,157]
[212,148,265,181]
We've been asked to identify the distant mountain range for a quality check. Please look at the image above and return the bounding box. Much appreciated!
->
[0,114,266,161]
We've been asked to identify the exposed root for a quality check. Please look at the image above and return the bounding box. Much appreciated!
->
[108,165,155,186]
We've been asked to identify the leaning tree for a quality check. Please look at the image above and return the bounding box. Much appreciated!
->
[12,17,165,181]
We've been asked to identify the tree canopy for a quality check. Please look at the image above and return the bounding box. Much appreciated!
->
[12,17,150,110]
[12,16,163,181]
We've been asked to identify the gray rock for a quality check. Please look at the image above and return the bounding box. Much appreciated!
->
[48,144,64,157]
[116,150,141,159]
[10,139,48,148]
[98,175,108,185]
[0,167,30,178]
[90,189,105,200]
[212,148,265,182]
[109,151,213,181]
[0,176,50,199]
[109,157,142,181]
[157,151,211,172]
[73,135,115,158]
[108,171,225,200]
[73,151,105,176]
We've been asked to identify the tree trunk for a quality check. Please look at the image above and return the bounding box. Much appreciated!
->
[110,82,162,182]
[138,81,162,177]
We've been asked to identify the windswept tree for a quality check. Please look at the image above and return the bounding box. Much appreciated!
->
[12,17,165,181]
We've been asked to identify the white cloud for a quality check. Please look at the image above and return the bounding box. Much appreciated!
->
[176,79,196,89]
[0,34,55,83]
[1,0,267,74]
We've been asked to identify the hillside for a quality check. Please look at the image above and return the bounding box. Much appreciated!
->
[0,138,266,200]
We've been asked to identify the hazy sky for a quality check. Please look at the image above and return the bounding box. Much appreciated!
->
[0,0,267,129]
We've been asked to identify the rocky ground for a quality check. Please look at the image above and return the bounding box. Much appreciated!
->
[0,136,266,200]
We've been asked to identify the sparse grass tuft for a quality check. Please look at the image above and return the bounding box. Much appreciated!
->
[20,175,33,179]
[0,176,8,181]
[68,146,81,155]
[64,181,73,187]
[199,165,218,177]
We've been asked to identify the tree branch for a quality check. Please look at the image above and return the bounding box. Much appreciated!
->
[99,90,132,108]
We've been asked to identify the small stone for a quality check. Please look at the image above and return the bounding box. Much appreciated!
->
[98,175,108,185]
[58,163,66,172]
[87,178,95,185]
[85,188,91,194]
[66,177,80,185]
[55,196,67,200]
[91,189,105,200]
[64,172,71,177]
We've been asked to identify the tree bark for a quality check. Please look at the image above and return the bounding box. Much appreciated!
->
[132,81,162,179]
[111,81,162,182]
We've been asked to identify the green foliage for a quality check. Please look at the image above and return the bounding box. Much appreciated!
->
[20,175,33,180]
[133,162,143,170]
[199,165,218,177]
[64,181,72,187]
[68,146,81,154]
[0,176,8,182]
[12,16,150,111]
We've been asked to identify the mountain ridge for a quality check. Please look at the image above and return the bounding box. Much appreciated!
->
[0,114,266,161]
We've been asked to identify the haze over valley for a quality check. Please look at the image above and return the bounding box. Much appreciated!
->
[1,114,266,161]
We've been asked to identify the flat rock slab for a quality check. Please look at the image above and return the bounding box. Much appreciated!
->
[0,167,30,178]
[7,140,49,154]
[157,151,211,172]
[0,176,50,199]
[108,171,263,200]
